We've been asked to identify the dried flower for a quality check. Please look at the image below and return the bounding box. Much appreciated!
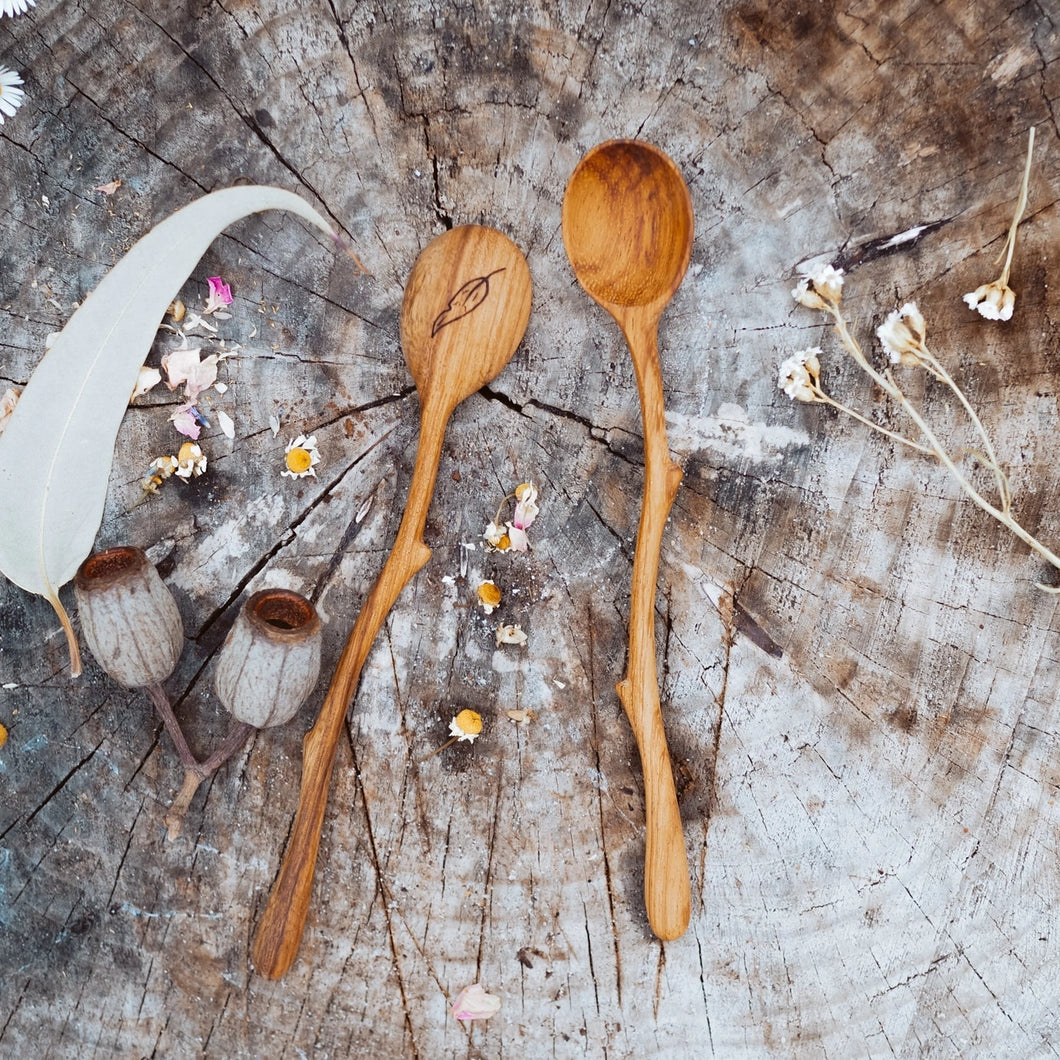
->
[483,521,510,551]
[777,348,823,403]
[496,623,527,646]
[0,721,7,748]
[283,435,320,478]
[477,580,502,614]
[162,347,218,401]
[449,708,482,742]
[506,708,537,725]
[0,0,36,17]
[484,481,541,552]
[131,366,161,400]
[174,441,207,479]
[214,589,322,727]
[963,127,1034,323]
[141,455,178,496]
[792,263,844,309]
[204,276,233,315]
[451,983,501,1022]
[94,179,121,196]
[171,402,205,439]
[74,547,184,688]
[963,281,1015,322]
[0,387,20,437]
[168,299,186,323]
[0,66,25,124]
[877,302,928,365]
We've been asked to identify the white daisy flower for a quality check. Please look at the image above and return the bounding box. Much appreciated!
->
[0,66,25,125]
[282,434,321,478]
[1,0,36,19]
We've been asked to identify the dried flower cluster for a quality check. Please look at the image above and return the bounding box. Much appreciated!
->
[781,234,1060,589]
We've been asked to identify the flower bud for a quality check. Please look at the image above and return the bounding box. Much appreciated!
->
[214,589,322,728]
[74,546,184,688]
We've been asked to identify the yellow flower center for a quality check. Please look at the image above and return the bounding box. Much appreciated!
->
[454,709,482,736]
[477,581,502,608]
[286,447,313,473]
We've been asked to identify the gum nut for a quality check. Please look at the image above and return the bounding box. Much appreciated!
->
[74,546,185,688]
[213,589,322,728]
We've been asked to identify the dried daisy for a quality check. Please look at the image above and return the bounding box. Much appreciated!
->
[483,480,541,552]
[174,441,207,479]
[283,434,320,479]
[477,579,501,614]
[417,708,484,762]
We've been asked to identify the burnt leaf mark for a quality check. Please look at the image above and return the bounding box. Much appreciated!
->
[431,268,505,337]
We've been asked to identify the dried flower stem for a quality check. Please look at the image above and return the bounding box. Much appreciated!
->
[997,126,1035,287]
[821,302,1060,588]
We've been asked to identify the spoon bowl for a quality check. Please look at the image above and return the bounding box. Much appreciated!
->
[563,139,693,313]
[563,140,694,941]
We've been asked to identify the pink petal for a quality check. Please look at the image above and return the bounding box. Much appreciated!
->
[162,348,218,401]
[451,983,501,1022]
[205,276,233,313]
[170,403,202,439]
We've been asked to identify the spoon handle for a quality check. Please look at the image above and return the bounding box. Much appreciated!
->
[616,313,691,941]
[252,399,449,979]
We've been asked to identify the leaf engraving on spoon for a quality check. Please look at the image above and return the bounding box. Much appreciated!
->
[431,268,505,336]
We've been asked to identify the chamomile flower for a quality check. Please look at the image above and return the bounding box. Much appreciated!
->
[283,435,320,478]
[476,580,502,614]
[1,1,36,19]
[0,66,25,124]
[448,709,483,743]
[174,441,207,479]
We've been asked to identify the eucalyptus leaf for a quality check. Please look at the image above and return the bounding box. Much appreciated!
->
[0,186,338,675]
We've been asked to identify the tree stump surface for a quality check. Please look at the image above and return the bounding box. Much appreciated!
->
[2,2,1060,1056]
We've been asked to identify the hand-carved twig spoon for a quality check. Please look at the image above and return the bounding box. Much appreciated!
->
[562,140,694,940]
[253,224,532,978]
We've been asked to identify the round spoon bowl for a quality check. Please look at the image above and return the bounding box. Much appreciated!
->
[400,224,532,404]
[562,140,693,311]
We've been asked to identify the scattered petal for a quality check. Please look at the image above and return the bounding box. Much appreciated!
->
[505,523,529,552]
[171,403,202,439]
[204,276,233,315]
[216,409,235,439]
[213,381,228,395]
[130,366,161,400]
[477,580,502,614]
[162,347,218,401]
[93,179,122,196]
[0,66,25,125]
[268,414,281,437]
[449,709,483,743]
[451,983,501,1022]
[282,434,320,478]
[168,299,186,323]
[496,623,527,646]
[506,708,537,725]
[182,310,218,334]
[0,387,21,437]
[511,482,539,530]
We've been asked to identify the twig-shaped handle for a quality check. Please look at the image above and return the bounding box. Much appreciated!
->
[616,312,690,941]
[252,399,449,979]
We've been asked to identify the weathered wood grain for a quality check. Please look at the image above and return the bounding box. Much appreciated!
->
[3,0,1060,1056]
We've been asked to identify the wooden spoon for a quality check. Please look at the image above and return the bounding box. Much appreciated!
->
[253,224,532,978]
[561,140,694,941]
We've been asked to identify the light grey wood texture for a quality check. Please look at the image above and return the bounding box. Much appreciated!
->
[2,1,1060,1056]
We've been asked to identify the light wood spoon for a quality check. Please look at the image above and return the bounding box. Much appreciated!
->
[253,224,532,978]
[562,139,694,941]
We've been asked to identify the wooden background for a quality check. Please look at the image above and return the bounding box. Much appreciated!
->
[3,1,1060,1056]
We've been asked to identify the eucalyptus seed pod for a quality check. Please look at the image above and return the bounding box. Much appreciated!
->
[214,589,322,728]
[74,546,184,688]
